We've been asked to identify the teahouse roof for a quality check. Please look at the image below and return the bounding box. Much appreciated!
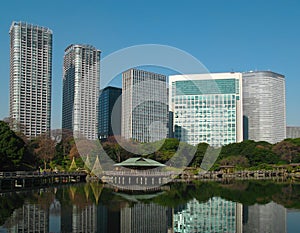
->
[114,157,166,167]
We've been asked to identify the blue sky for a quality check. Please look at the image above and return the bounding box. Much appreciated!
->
[0,0,299,129]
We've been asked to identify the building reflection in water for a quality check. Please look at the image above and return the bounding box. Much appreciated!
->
[120,202,169,233]
[4,201,48,232]
[173,197,243,233]
[243,201,287,233]
[49,198,61,233]
[0,186,289,233]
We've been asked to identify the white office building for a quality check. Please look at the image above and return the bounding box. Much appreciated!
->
[122,68,168,143]
[9,21,52,137]
[169,73,243,147]
[243,71,286,144]
[62,44,100,140]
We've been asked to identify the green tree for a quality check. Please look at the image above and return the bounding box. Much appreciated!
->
[189,142,209,167]
[0,121,27,171]
[272,140,300,163]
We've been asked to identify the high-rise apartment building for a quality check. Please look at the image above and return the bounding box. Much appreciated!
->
[169,73,243,147]
[9,21,52,137]
[243,71,286,144]
[122,68,168,143]
[98,86,122,140]
[62,44,100,140]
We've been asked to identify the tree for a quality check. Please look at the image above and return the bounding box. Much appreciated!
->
[272,140,300,163]
[34,134,56,169]
[0,121,27,171]
[220,155,249,167]
[189,142,209,167]
[55,129,74,166]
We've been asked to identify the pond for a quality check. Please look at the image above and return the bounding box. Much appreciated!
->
[0,180,300,233]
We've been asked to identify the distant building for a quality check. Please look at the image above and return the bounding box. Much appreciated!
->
[62,44,101,140]
[50,129,62,143]
[286,126,300,139]
[169,73,243,147]
[9,21,52,137]
[122,68,168,143]
[243,71,286,144]
[98,86,122,140]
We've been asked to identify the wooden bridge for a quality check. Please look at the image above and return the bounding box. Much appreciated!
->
[0,171,87,191]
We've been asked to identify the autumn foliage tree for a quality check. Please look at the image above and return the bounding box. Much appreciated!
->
[272,140,300,163]
[34,134,56,169]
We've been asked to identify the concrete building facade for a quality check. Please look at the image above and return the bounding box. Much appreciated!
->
[242,71,286,144]
[9,21,52,137]
[62,44,100,140]
[122,68,168,143]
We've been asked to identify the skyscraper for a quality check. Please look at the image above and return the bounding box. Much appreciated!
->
[62,44,100,140]
[9,21,52,137]
[169,73,243,147]
[122,68,168,143]
[242,71,286,144]
[98,86,122,140]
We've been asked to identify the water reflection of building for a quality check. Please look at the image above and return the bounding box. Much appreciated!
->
[97,203,120,233]
[49,199,61,233]
[173,197,242,233]
[72,205,97,233]
[60,203,97,233]
[120,202,169,233]
[4,201,48,233]
[243,201,286,233]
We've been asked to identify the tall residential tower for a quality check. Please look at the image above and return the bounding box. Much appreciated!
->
[122,68,168,143]
[62,44,100,140]
[9,21,52,137]
[242,71,286,144]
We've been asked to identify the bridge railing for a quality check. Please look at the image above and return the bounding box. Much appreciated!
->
[0,171,86,178]
[103,170,177,176]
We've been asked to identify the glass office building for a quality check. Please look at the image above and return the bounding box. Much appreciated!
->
[243,71,286,144]
[98,86,122,140]
[169,73,243,147]
[9,21,52,137]
[122,68,168,143]
[62,44,101,140]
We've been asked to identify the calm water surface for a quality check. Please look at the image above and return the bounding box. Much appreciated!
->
[0,180,300,233]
